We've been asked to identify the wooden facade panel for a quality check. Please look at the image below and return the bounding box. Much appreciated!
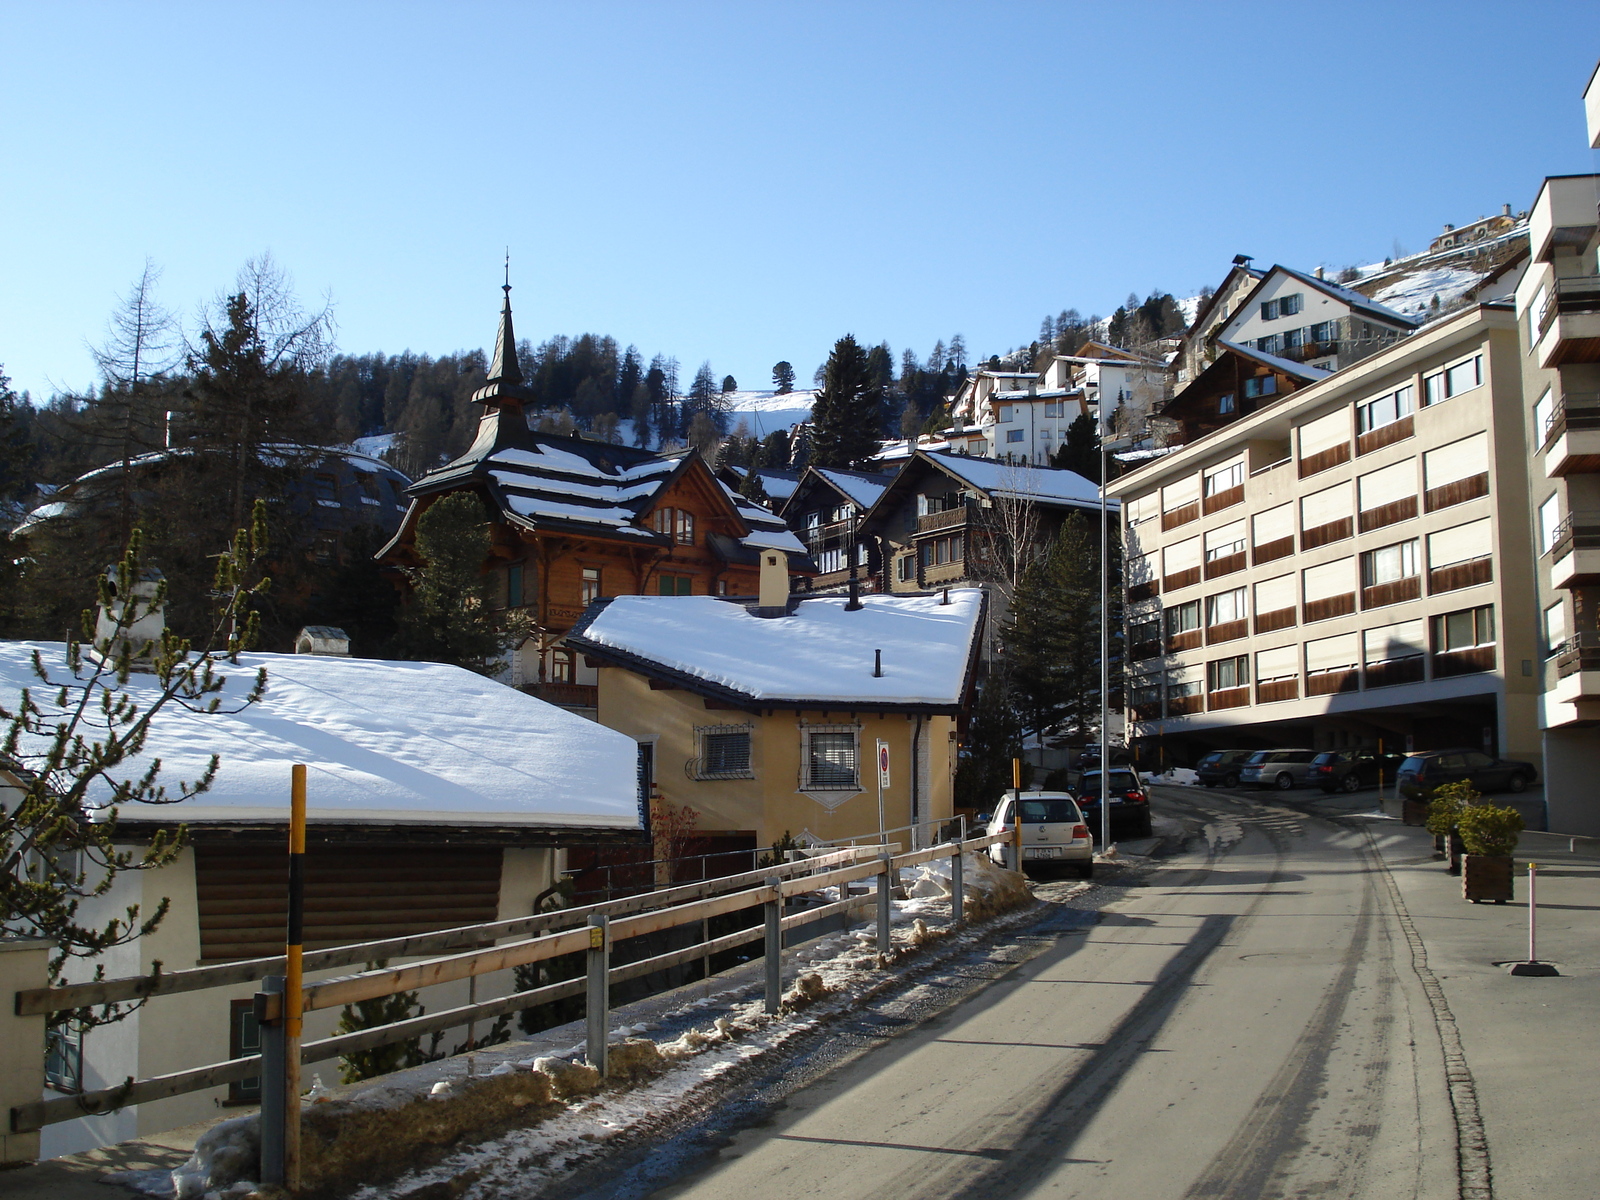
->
[1166,630,1202,653]
[1299,444,1351,478]
[1433,646,1496,677]
[1256,678,1299,704]
[1251,537,1295,567]
[1306,669,1359,696]
[1201,485,1244,516]
[1359,496,1419,533]
[1206,620,1248,645]
[1356,416,1413,456]
[1163,567,1201,592]
[1254,607,1297,635]
[1362,577,1421,609]
[1203,551,1247,580]
[1161,502,1200,531]
[1428,557,1494,595]
[1423,473,1490,513]
[1301,518,1353,551]
[1364,657,1426,688]
[1304,593,1356,623]
[194,846,504,962]
[1207,686,1250,711]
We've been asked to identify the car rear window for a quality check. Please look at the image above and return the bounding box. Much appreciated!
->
[1246,751,1270,764]
[1019,798,1080,824]
[1399,756,1426,773]
[1312,752,1343,765]
[1082,771,1139,792]
[1199,752,1223,766]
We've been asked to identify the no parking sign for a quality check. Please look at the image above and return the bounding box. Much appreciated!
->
[877,739,891,789]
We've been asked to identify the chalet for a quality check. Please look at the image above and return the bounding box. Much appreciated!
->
[567,559,987,847]
[711,463,804,510]
[378,284,810,706]
[1215,264,1421,374]
[777,466,892,592]
[1174,257,1265,386]
[859,450,1107,596]
[1158,341,1331,446]
[4,630,643,1158]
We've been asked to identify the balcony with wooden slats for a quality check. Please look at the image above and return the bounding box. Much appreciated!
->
[1428,556,1492,595]
[1304,592,1356,623]
[1357,415,1413,457]
[1299,442,1351,479]
[1358,496,1418,533]
[1251,536,1295,566]
[1362,576,1421,609]
[1301,517,1353,550]
[1424,473,1489,513]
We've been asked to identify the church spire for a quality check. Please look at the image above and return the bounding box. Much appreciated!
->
[472,257,537,409]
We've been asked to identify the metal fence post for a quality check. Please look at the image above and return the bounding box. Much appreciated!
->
[257,976,286,1187]
[585,915,610,1078]
[951,838,964,927]
[877,853,893,960]
[764,878,783,1014]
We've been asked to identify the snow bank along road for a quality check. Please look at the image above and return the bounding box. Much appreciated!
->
[635,788,1475,1200]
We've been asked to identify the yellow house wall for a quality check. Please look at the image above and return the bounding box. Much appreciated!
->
[595,665,955,846]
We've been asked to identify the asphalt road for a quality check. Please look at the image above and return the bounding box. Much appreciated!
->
[643,786,1464,1200]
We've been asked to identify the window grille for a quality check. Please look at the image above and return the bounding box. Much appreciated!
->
[801,725,860,790]
[693,724,755,779]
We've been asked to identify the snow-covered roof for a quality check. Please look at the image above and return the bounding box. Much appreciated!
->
[1214,340,1333,383]
[921,451,1113,510]
[717,481,807,553]
[569,590,986,710]
[0,643,643,829]
[814,468,890,510]
[1273,265,1422,329]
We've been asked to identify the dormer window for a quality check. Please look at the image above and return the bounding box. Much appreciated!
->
[654,507,695,545]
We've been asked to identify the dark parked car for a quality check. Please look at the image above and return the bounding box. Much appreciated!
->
[1396,750,1538,800]
[1309,749,1406,794]
[1196,749,1256,788]
[1239,749,1319,790]
[1068,768,1152,839]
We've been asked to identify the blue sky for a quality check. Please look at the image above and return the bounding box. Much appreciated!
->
[3,2,1598,406]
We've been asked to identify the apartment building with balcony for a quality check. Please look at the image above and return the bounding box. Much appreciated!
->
[1108,301,1541,771]
[1510,63,1600,835]
[778,466,892,592]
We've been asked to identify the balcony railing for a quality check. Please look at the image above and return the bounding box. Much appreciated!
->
[531,681,599,708]
[1548,510,1600,560]
[1536,275,1600,340]
[1541,393,1600,446]
[916,505,969,533]
[1554,631,1600,679]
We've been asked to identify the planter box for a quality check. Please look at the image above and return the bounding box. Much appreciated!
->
[1402,799,1430,827]
[1462,854,1514,903]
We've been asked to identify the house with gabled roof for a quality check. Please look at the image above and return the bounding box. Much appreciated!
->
[378,284,811,704]
[567,562,987,847]
[778,466,893,592]
[1217,264,1422,374]
[1158,341,1332,445]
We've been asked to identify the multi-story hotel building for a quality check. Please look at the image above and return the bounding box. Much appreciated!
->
[1509,65,1600,835]
[1107,301,1542,772]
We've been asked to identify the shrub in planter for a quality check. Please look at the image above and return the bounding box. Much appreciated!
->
[1458,802,1523,904]
[1425,781,1477,874]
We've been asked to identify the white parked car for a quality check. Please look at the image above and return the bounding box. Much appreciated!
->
[980,791,1094,879]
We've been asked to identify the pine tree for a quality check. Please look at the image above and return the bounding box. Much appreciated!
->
[1051,412,1100,478]
[393,493,506,673]
[759,428,791,468]
[771,361,795,394]
[954,671,1022,812]
[809,335,882,469]
[721,374,737,394]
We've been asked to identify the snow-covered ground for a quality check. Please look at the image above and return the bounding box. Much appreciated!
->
[1145,767,1199,786]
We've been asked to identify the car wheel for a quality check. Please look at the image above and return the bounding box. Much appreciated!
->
[1508,772,1530,794]
[1340,773,1361,794]
[1275,772,1294,790]
[1075,862,1094,880]
[1133,813,1153,838]
[1223,773,1240,788]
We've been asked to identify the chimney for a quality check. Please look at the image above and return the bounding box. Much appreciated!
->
[757,552,789,617]
[94,566,166,671]
[295,626,352,656]
[1502,203,1512,217]
[1314,265,1325,280]
[1443,223,1454,233]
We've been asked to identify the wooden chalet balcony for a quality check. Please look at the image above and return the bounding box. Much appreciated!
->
[1202,484,1244,515]
[1357,415,1413,456]
[532,681,599,708]
[1306,667,1359,696]
[1166,629,1202,653]
[917,506,969,533]
[1252,536,1295,566]
[1166,693,1203,716]
[1206,619,1248,645]
[1203,550,1246,580]
[1429,556,1493,595]
[1424,473,1489,513]
[1364,656,1425,688]
[1299,443,1350,479]
[1254,607,1297,635]
[1359,496,1418,533]
[1301,517,1352,550]
[1362,576,1421,609]
[1434,645,1496,677]
[1207,686,1250,711]
[1304,593,1356,622]
[1256,677,1299,704]
[1161,501,1200,531]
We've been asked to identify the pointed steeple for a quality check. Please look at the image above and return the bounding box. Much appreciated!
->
[472,261,537,409]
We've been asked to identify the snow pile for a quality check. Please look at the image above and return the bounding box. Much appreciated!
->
[1146,767,1199,786]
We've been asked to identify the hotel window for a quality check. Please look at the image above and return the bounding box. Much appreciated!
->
[920,535,963,567]
[1243,375,1277,399]
[1361,540,1419,587]
[1166,599,1201,635]
[1433,605,1495,652]
[549,649,574,683]
[1545,602,1567,657]
[653,507,695,545]
[1538,495,1561,554]
[1423,354,1482,406]
[1006,429,1025,443]
[1356,384,1415,433]
[582,567,602,603]
[658,573,693,595]
[1218,393,1236,415]
[802,727,859,790]
[1204,522,1246,562]
[999,406,1014,422]
[1257,334,1283,355]
[506,564,524,608]
[1310,320,1338,342]
[1533,387,1554,443]
[1203,461,1244,496]
[896,554,916,582]
[1205,588,1246,626]
[1207,655,1248,691]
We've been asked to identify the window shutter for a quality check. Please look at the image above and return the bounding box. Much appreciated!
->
[1303,557,1355,602]
[1163,536,1201,575]
[1423,433,1489,488]
[1255,644,1298,681]
[1300,483,1350,529]
[1205,520,1248,555]
[1298,409,1351,457]
[1427,518,1493,568]
[1253,573,1296,612]
[1357,460,1417,511]
[1252,503,1294,545]
[1363,620,1426,664]
[1162,474,1200,510]
[1305,632,1359,672]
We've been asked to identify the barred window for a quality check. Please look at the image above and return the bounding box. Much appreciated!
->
[803,728,859,790]
[695,725,754,780]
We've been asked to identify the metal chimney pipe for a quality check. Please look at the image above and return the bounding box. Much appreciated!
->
[873,649,882,678]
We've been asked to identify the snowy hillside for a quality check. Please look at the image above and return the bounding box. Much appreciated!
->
[722,389,815,437]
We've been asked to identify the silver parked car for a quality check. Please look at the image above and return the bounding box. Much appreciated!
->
[1238,749,1319,790]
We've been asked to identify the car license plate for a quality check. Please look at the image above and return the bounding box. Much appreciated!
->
[1025,847,1061,859]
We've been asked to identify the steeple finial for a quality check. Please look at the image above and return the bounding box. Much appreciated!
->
[471,259,536,409]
